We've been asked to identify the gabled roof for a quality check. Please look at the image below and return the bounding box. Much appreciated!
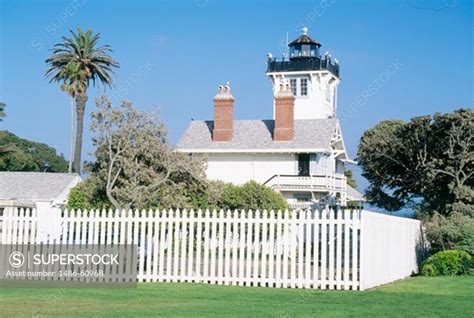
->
[175,118,338,153]
[0,172,81,202]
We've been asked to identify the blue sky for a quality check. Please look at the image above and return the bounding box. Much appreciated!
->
[0,0,472,192]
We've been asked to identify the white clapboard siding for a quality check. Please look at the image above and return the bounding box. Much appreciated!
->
[0,207,424,290]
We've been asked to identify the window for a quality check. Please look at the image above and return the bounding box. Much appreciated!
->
[290,79,297,96]
[298,154,310,176]
[300,78,308,96]
[301,45,310,57]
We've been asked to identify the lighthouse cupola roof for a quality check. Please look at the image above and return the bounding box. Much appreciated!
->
[288,27,321,60]
[289,27,321,47]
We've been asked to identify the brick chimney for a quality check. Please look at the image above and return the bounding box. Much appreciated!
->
[213,83,234,142]
[273,82,295,141]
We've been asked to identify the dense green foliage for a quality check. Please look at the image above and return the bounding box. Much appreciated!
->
[210,181,288,211]
[421,250,472,276]
[344,169,357,188]
[357,109,473,216]
[68,179,288,212]
[358,109,473,259]
[0,131,68,172]
[1,277,473,317]
[423,212,474,255]
[66,176,112,210]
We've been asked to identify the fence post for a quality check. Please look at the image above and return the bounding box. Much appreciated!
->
[359,210,365,291]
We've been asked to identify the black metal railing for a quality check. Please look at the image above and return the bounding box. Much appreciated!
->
[266,56,340,77]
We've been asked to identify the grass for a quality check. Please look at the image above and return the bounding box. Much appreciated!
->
[0,276,473,317]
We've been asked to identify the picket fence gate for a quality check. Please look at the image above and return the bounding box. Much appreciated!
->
[0,207,423,290]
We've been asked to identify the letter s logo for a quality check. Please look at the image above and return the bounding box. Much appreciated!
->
[9,252,25,268]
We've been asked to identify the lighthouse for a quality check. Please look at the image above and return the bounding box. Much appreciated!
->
[266,27,340,120]
[177,27,364,207]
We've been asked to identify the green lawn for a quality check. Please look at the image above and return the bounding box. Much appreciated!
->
[0,276,472,317]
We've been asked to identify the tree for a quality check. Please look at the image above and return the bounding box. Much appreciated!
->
[0,102,5,121]
[45,28,119,174]
[58,63,84,173]
[344,169,357,188]
[68,99,287,211]
[357,109,473,216]
[89,96,205,210]
[0,131,68,172]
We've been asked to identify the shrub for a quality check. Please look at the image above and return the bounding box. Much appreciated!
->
[423,212,474,255]
[420,250,472,276]
[420,264,437,277]
[219,181,288,212]
[66,177,112,210]
[68,178,288,212]
[186,180,288,211]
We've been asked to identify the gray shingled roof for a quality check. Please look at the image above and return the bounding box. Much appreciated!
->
[346,185,365,201]
[0,172,80,201]
[176,118,337,152]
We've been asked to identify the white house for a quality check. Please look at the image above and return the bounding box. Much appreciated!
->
[0,172,81,212]
[176,28,364,207]
[0,172,82,241]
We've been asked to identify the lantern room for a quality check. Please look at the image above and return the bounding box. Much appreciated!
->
[289,27,322,60]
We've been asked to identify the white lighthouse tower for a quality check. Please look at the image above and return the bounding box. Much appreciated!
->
[266,27,341,120]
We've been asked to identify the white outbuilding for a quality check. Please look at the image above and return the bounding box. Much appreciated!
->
[0,172,81,212]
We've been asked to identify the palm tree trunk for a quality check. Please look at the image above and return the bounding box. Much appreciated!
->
[74,94,88,175]
[68,96,74,173]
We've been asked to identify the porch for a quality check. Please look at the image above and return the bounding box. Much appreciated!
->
[263,174,347,205]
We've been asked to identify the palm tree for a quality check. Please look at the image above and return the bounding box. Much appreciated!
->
[59,63,82,173]
[45,28,119,174]
[0,102,6,121]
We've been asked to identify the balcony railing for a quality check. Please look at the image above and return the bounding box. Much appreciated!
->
[266,56,340,77]
[264,174,346,192]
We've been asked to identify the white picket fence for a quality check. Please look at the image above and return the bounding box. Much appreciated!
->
[0,207,423,290]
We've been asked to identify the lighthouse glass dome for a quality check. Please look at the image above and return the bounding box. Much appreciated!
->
[288,28,322,59]
[290,44,319,58]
